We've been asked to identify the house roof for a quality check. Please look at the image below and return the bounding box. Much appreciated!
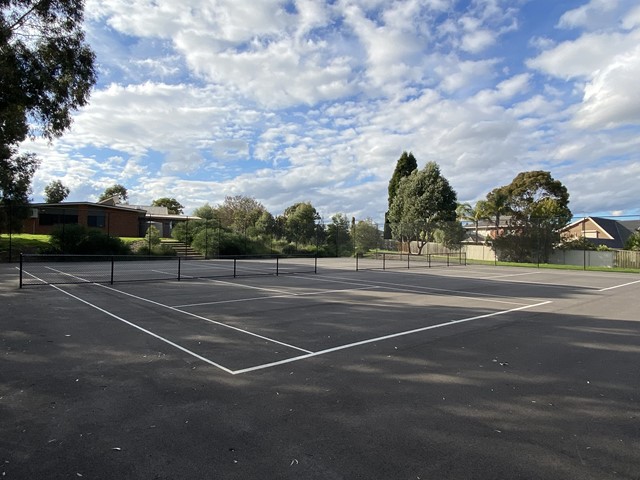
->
[561,216,639,249]
[32,202,146,215]
[31,202,197,222]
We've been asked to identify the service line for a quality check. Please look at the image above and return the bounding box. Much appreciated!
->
[232,300,552,375]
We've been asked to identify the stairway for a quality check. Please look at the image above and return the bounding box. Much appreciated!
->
[160,240,204,259]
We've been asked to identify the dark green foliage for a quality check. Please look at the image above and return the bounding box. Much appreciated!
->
[1,0,96,143]
[98,184,128,202]
[388,151,418,208]
[0,152,39,233]
[151,197,184,214]
[325,213,353,256]
[488,171,571,263]
[353,218,381,254]
[283,202,320,247]
[558,236,597,251]
[1,1,96,208]
[625,232,640,251]
[388,161,458,254]
[49,225,130,254]
[44,179,70,203]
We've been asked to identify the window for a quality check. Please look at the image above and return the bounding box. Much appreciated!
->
[39,212,78,226]
[87,215,106,228]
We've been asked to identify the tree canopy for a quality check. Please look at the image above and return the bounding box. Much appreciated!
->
[388,151,418,208]
[388,161,458,254]
[283,202,320,247]
[44,180,70,203]
[152,197,184,214]
[488,171,571,262]
[98,184,128,203]
[1,0,96,209]
[1,0,96,142]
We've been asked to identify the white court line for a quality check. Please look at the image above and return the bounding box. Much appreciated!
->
[297,273,533,306]
[43,267,313,354]
[599,279,640,291]
[358,268,604,291]
[152,269,293,295]
[173,285,380,308]
[22,271,235,374]
[232,300,552,375]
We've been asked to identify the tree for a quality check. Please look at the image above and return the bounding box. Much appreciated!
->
[0,152,39,233]
[193,203,217,221]
[98,184,128,203]
[216,195,266,235]
[385,151,417,239]
[625,232,640,251]
[1,0,96,205]
[353,218,381,254]
[457,200,490,244]
[326,213,352,256]
[151,197,184,214]
[283,202,320,247]
[44,180,70,203]
[388,161,458,255]
[388,151,418,208]
[489,171,571,263]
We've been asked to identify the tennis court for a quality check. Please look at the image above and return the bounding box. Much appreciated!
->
[2,259,639,479]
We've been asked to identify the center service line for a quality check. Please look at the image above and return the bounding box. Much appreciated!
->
[232,300,553,375]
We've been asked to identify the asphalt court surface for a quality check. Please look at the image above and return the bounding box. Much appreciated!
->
[24,263,564,375]
[2,259,639,479]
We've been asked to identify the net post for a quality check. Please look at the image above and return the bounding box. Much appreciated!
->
[110,256,114,284]
[178,256,181,281]
[19,254,23,288]
[234,258,237,278]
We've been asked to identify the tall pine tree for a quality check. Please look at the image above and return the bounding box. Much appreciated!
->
[385,151,417,238]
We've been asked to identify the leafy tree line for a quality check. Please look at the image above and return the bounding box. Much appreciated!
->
[386,151,574,263]
[169,196,382,257]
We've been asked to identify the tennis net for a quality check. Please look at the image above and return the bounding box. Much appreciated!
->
[19,253,318,287]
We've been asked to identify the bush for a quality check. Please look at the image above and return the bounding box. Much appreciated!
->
[49,225,130,255]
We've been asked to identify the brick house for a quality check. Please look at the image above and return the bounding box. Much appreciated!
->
[23,199,194,238]
[560,217,640,249]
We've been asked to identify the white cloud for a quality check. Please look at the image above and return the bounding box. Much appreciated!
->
[573,44,640,129]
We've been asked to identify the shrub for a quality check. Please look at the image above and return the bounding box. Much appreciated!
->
[49,225,130,255]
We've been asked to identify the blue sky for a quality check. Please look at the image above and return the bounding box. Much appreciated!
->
[23,0,640,222]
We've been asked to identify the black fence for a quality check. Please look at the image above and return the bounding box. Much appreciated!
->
[355,252,466,271]
[19,254,318,287]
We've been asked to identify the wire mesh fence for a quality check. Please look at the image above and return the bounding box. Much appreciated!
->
[355,252,467,271]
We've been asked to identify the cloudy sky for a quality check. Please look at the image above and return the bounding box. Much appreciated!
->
[24,0,640,222]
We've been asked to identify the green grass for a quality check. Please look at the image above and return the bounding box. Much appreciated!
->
[465,258,640,274]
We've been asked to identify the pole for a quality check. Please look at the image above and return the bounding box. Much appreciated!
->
[19,253,23,288]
